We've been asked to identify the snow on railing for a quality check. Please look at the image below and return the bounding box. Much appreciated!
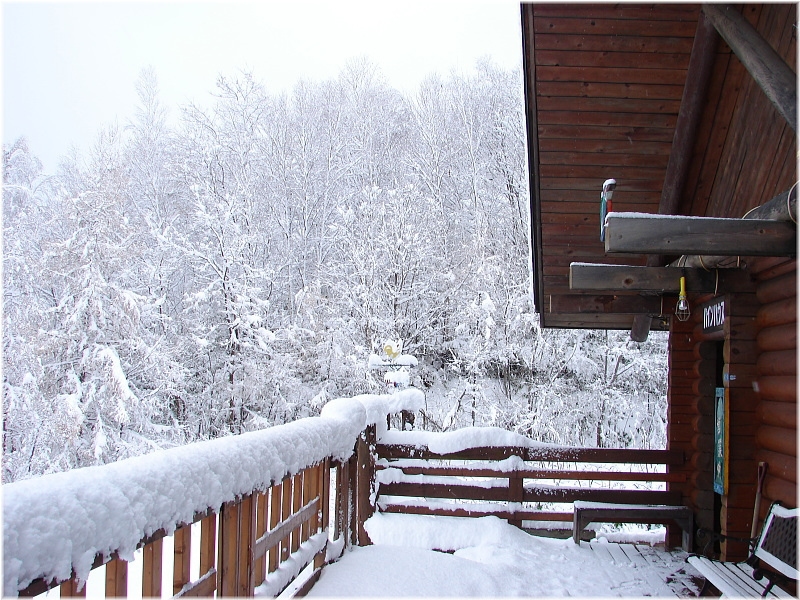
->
[3,389,424,597]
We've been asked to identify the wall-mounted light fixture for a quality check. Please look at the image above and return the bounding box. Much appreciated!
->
[600,178,616,242]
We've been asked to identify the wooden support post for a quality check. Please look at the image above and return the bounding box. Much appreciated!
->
[60,577,86,597]
[142,537,163,598]
[105,557,128,597]
[173,524,192,596]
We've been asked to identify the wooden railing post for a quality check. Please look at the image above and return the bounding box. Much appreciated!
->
[348,451,359,547]
[355,425,376,545]
[509,469,524,528]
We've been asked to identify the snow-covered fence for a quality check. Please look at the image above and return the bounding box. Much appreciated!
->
[374,427,685,531]
[3,389,424,597]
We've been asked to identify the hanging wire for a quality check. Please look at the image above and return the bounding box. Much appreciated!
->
[788,181,798,224]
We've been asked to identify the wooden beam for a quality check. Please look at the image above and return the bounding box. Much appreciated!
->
[630,315,653,343]
[661,11,720,218]
[570,264,756,293]
[702,3,797,131]
[672,187,798,268]
[604,214,796,256]
[521,4,546,321]
[542,313,669,331]
[548,293,663,315]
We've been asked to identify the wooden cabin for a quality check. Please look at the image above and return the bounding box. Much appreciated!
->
[521,3,797,559]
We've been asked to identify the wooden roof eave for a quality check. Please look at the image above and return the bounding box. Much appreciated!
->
[521,3,545,321]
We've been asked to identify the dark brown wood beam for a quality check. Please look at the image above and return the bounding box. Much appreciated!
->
[604,214,796,256]
[542,312,669,332]
[547,293,663,315]
[633,13,720,342]
[670,186,798,268]
[521,4,545,321]
[570,264,756,293]
[660,11,720,218]
[702,3,797,132]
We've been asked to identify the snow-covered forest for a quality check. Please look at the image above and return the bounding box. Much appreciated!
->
[2,60,668,483]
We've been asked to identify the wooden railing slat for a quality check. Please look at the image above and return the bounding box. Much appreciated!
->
[379,504,575,521]
[291,472,303,553]
[269,483,282,574]
[105,557,128,597]
[60,578,86,598]
[142,537,163,598]
[172,524,192,596]
[377,464,686,482]
[280,475,293,563]
[253,498,320,560]
[376,444,684,464]
[302,467,313,543]
[254,490,268,587]
[238,493,257,597]
[217,501,238,596]
[175,568,217,598]
[199,513,216,577]
[316,459,331,569]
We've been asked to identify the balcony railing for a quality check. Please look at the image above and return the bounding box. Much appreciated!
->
[4,390,423,598]
[4,391,686,598]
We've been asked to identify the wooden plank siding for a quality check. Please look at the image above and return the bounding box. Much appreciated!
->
[525,3,701,330]
[680,4,797,220]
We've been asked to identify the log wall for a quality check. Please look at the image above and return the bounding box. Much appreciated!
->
[752,257,798,523]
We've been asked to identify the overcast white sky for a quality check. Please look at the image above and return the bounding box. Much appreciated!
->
[3,1,523,174]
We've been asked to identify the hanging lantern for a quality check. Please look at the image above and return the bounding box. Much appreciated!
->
[675,274,691,321]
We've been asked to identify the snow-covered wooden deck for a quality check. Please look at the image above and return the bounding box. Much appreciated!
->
[305,513,704,597]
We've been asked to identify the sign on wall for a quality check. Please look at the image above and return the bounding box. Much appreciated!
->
[713,386,728,495]
[701,296,727,338]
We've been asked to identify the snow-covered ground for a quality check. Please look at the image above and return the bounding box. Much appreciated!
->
[308,513,703,597]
